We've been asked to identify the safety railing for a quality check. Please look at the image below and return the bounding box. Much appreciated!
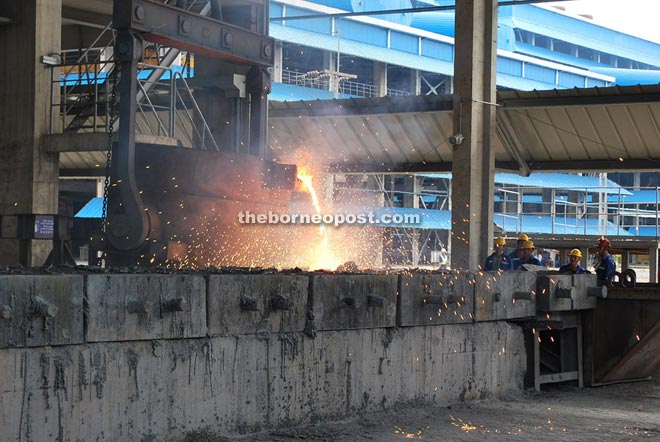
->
[49,60,217,150]
[280,69,411,98]
[136,64,218,150]
[494,185,660,238]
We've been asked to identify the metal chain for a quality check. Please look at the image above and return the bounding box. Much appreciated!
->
[101,61,119,239]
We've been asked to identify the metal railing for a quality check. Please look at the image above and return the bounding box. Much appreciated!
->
[280,69,411,98]
[495,185,660,237]
[136,64,218,150]
[49,60,218,150]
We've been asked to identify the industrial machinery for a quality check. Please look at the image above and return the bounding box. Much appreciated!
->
[104,0,296,265]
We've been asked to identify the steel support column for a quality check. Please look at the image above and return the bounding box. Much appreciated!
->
[451,0,498,270]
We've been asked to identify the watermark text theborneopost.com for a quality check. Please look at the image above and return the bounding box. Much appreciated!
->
[238,211,420,227]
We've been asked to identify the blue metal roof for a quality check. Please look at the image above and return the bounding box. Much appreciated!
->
[494,214,633,236]
[421,173,632,195]
[61,65,192,87]
[627,226,660,237]
[75,197,103,218]
[372,207,452,229]
[270,83,356,101]
[499,5,660,69]
[494,173,631,195]
[587,67,660,86]
[608,189,660,204]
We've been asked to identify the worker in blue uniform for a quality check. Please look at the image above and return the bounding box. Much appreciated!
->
[508,233,529,261]
[484,237,512,271]
[595,237,616,283]
[512,240,542,269]
[559,249,586,274]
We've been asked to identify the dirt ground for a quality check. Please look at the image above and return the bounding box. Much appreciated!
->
[231,377,660,442]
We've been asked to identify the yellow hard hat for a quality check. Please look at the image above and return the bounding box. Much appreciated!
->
[569,248,582,258]
[518,234,529,241]
[522,240,535,249]
[495,237,506,246]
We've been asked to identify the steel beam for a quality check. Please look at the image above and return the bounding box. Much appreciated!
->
[606,287,660,301]
[62,6,111,29]
[113,0,274,67]
[499,91,660,109]
[106,30,149,251]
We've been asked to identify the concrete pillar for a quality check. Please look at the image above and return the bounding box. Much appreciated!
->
[323,50,338,94]
[0,0,61,265]
[649,248,658,284]
[403,175,420,265]
[373,61,387,97]
[580,247,589,270]
[409,69,421,95]
[620,250,629,272]
[273,41,283,83]
[451,0,498,270]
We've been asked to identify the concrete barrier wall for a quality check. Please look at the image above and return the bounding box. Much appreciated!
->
[0,271,527,442]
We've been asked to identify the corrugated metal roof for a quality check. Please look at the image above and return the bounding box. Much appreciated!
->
[60,151,107,172]
[269,84,660,173]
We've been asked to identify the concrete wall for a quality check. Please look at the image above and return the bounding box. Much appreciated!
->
[0,271,528,442]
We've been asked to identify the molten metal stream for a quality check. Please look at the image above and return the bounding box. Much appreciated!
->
[297,166,341,270]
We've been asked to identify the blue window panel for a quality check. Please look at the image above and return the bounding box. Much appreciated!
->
[337,21,388,46]
[496,57,523,76]
[390,31,418,54]
[558,71,585,88]
[420,39,453,62]
[525,64,556,84]
[286,6,332,34]
[586,78,606,88]
[271,3,283,18]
